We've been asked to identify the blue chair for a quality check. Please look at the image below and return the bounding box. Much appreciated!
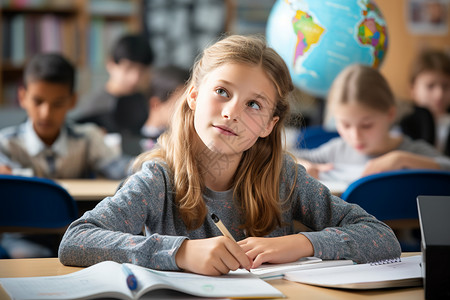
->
[296,125,340,149]
[341,169,450,251]
[0,175,78,233]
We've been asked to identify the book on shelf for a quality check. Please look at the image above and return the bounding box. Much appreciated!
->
[88,0,136,16]
[2,13,79,66]
[88,18,127,70]
[249,256,354,280]
[0,260,284,300]
[284,255,423,290]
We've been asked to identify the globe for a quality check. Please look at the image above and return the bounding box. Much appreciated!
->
[266,0,388,98]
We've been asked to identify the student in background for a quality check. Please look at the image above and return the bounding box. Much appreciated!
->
[399,49,450,155]
[0,53,130,259]
[0,53,129,179]
[295,64,450,181]
[59,35,400,275]
[73,33,154,155]
[140,65,190,151]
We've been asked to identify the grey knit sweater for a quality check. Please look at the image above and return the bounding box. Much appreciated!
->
[58,155,401,270]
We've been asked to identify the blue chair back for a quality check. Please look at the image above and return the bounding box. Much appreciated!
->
[341,169,450,222]
[296,125,340,149]
[0,175,78,232]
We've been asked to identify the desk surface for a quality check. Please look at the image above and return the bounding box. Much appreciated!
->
[55,179,121,201]
[57,179,345,201]
[56,179,344,201]
[0,255,424,300]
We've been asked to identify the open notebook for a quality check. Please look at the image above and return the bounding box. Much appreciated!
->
[0,261,283,300]
[284,255,423,289]
[318,163,365,184]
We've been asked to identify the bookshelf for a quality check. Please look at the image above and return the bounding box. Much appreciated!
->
[142,0,236,70]
[0,0,142,108]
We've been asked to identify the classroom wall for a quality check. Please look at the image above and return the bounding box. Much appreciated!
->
[376,0,450,101]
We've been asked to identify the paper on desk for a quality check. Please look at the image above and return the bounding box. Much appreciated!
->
[245,257,354,280]
[318,163,365,184]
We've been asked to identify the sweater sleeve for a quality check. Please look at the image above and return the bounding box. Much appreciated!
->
[58,162,187,270]
[285,157,401,263]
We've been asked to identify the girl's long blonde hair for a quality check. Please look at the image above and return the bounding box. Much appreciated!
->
[133,35,294,236]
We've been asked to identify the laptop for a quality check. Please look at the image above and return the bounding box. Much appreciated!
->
[417,195,450,299]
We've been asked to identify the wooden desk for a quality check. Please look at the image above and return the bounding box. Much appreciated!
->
[55,179,121,201]
[0,256,424,300]
[56,178,344,202]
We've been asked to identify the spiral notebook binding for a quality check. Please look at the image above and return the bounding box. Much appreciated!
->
[370,257,401,266]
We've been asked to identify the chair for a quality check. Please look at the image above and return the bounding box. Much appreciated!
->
[0,175,78,232]
[296,125,340,149]
[341,169,450,251]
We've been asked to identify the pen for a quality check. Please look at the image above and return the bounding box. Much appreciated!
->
[211,213,236,242]
[122,264,138,291]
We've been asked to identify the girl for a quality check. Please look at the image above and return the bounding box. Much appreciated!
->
[59,35,400,275]
[296,64,450,181]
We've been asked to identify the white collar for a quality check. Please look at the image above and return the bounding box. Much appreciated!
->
[23,120,69,157]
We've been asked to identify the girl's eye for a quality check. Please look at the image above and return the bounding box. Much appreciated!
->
[247,100,261,110]
[215,88,229,98]
[361,123,373,130]
[338,121,349,129]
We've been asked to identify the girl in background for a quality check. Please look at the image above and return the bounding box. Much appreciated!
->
[296,64,450,181]
[59,36,400,275]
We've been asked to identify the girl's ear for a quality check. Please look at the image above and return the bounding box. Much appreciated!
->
[387,105,397,123]
[259,116,280,138]
[187,86,198,110]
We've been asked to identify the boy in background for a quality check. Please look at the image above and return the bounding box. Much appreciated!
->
[400,49,450,155]
[140,65,190,151]
[0,53,129,179]
[0,53,130,258]
[73,33,154,156]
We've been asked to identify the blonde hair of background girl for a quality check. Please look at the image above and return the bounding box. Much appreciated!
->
[325,64,395,123]
[133,35,294,237]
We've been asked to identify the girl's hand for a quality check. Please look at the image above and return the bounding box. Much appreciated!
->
[0,165,12,175]
[238,234,314,269]
[175,236,252,275]
[296,158,334,179]
[362,150,439,176]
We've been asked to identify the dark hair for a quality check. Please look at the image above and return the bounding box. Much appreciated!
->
[410,49,450,84]
[24,53,76,93]
[111,34,154,65]
[149,66,190,102]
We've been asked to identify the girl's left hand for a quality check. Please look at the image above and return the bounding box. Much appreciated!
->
[237,234,314,269]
